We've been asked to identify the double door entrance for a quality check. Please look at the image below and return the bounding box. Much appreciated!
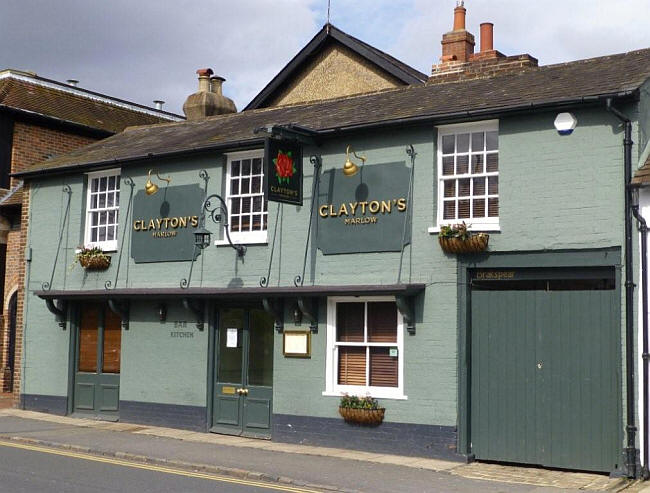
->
[211,308,274,438]
[72,304,121,418]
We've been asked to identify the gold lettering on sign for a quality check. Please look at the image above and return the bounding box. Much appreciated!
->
[133,215,200,237]
[318,197,408,225]
[475,271,516,280]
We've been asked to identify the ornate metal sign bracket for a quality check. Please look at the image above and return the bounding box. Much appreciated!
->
[397,145,416,285]
[260,204,282,287]
[108,299,130,330]
[294,155,322,287]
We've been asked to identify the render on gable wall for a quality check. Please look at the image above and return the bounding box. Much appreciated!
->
[269,43,403,107]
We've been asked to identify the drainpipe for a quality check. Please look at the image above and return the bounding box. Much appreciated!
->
[631,202,649,478]
[605,98,637,478]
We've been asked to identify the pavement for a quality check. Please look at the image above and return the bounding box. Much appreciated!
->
[0,407,642,492]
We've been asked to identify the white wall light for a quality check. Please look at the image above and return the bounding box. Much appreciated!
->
[554,112,578,136]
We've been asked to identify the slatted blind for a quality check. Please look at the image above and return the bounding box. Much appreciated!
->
[78,305,99,372]
[368,302,397,342]
[369,348,398,387]
[336,303,364,342]
[338,347,366,385]
[102,309,121,374]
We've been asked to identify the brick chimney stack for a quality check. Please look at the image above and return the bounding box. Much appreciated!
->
[429,2,538,84]
[183,68,237,120]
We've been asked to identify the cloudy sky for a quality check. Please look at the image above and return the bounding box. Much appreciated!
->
[2,0,650,115]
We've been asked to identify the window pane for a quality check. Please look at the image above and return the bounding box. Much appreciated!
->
[218,309,244,384]
[488,176,499,195]
[458,178,470,197]
[443,200,456,220]
[486,153,499,172]
[98,194,106,208]
[459,199,470,219]
[456,155,469,174]
[103,309,121,373]
[91,228,98,242]
[488,198,499,217]
[107,193,114,207]
[242,159,251,176]
[336,303,364,342]
[231,198,240,214]
[231,160,240,176]
[79,306,99,372]
[241,178,250,194]
[442,135,455,154]
[241,215,251,231]
[99,211,107,225]
[369,347,398,387]
[338,346,366,386]
[91,179,98,193]
[368,302,397,342]
[457,133,470,152]
[98,227,106,242]
[252,214,262,230]
[473,177,485,195]
[253,195,262,213]
[99,177,107,192]
[231,216,240,232]
[242,197,251,213]
[442,156,454,176]
[108,176,115,190]
[473,199,486,218]
[471,132,484,152]
[91,195,98,209]
[471,154,484,174]
[108,210,116,224]
[107,226,115,241]
[251,176,261,193]
[115,192,120,206]
[444,180,455,198]
[230,178,239,195]
[486,131,498,151]
[248,309,274,386]
[252,158,262,175]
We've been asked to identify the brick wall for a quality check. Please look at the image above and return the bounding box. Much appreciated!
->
[0,121,99,395]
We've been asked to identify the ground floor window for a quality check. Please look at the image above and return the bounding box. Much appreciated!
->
[324,297,405,399]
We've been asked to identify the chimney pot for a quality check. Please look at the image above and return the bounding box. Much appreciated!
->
[480,23,494,53]
[210,76,225,96]
[66,79,79,87]
[196,68,214,77]
[153,100,165,110]
[183,70,236,120]
[453,2,466,31]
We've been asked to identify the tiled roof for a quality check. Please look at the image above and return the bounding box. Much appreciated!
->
[16,47,650,177]
[632,154,650,186]
[0,71,182,134]
[0,185,23,208]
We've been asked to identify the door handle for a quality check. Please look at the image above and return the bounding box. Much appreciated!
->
[242,388,249,395]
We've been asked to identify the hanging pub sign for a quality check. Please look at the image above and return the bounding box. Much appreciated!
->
[317,162,411,255]
[265,138,303,206]
[131,184,204,263]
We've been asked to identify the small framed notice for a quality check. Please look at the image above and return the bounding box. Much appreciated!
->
[283,331,311,358]
[226,328,239,348]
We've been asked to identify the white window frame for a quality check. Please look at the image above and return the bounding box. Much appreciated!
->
[430,120,500,233]
[217,150,268,246]
[84,168,120,252]
[323,296,407,400]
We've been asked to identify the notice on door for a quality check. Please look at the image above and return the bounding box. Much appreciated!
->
[226,328,238,348]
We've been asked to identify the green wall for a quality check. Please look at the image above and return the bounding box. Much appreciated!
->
[21,105,633,429]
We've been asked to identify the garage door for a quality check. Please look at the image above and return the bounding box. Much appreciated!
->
[470,267,621,473]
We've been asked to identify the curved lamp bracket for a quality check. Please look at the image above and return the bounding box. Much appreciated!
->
[45,299,67,329]
[297,297,318,333]
[182,298,204,330]
[395,295,415,335]
[108,299,130,330]
[262,298,284,333]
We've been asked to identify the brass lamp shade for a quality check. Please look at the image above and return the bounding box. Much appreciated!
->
[342,145,366,177]
[144,169,171,195]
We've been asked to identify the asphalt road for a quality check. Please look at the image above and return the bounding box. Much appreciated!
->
[0,440,321,493]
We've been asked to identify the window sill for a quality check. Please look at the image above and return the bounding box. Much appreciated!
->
[322,390,408,400]
[428,224,500,234]
[214,239,268,247]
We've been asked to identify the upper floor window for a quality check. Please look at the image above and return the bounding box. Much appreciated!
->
[85,169,120,251]
[225,151,267,244]
[324,297,405,400]
[437,121,499,229]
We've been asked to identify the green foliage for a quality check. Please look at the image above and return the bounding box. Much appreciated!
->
[339,393,381,410]
[439,221,471,240]
[74,245,110,265]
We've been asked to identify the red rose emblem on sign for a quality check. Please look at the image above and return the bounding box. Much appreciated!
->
[273,150,296,184]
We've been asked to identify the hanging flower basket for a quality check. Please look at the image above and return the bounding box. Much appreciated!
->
[438,222,489,254]
[76,246,111,271]
[339,394,385,426]
[338,406,385,426]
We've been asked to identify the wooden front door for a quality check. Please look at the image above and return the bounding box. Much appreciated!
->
[211,308,274,438]
[73,304,121,419]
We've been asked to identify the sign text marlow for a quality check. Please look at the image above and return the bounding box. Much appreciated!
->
[317,162,411,254]
[131,184,204,263]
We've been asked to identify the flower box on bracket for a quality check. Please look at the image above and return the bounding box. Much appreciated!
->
[76,246,111,271]
[438,222,489,254]
[338,394,385,426]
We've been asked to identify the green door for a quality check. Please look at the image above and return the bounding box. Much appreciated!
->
[211,308,274,438]
[470,269,621,473]
[73,304,121,419]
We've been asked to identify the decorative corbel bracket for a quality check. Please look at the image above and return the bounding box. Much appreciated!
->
[108,299,130,330]
[297,297,318,333]
[395,295,415,335]
[262,298,284,333]
[182,298,205,330]
[45,299,67,329]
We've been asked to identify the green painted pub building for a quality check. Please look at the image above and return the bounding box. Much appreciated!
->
[11,11,650,478]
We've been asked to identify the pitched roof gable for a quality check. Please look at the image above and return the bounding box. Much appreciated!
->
[244,23,427,110]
